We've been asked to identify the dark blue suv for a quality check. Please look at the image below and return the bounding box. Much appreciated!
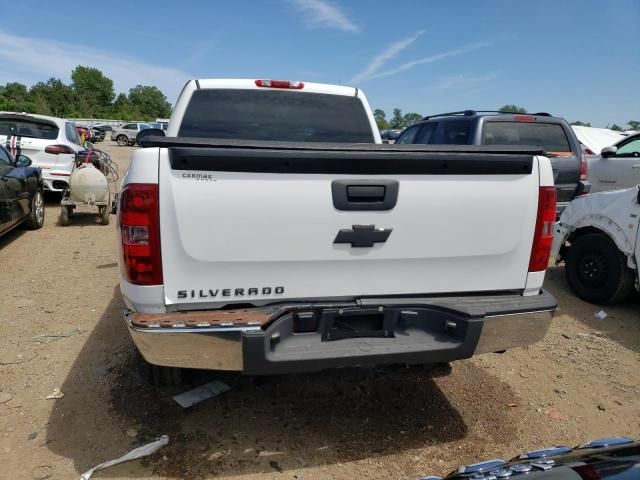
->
[396,110,590,215]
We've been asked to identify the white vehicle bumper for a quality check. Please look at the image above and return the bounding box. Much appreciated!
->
[41,170,72,192]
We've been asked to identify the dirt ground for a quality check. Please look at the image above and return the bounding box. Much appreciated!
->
[1,142,638,480]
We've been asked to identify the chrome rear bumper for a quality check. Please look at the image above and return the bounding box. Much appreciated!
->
[125,291,556,374]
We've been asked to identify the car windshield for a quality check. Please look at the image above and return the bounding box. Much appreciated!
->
[178,89,375,143]
[0,117,59,140]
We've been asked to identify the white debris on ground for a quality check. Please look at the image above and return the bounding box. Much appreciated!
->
[80,435,169,480]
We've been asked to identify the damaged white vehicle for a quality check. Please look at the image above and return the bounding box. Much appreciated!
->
[551,186,640,304]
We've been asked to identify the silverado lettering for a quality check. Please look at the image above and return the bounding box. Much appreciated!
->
[177,286,285,299]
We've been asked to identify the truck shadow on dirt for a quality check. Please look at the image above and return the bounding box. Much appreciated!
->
[545,265,640,354]
[46,288,521,479]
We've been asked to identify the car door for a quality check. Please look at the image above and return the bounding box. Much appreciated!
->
[125,124,138,139]
[611,136,640,189]
[0,147,19,232]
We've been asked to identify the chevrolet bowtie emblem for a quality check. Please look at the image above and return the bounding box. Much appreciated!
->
[333,225,392,248]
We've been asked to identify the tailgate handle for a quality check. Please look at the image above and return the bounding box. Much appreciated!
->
[332,180,399,211]
[347,185,385,202]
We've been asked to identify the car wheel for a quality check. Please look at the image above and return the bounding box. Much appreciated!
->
[565,233,634,304]
[59,205,71,226]
[116,135,129,146]
[25,189,45,229]
[100,205,110,225]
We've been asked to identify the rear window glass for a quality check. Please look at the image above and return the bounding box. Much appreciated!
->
[0,118,59,140]
[483,121,571,153]
[441,120,471,145]
[178,89,375,143]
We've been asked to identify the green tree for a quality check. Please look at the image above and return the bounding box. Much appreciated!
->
[609,124,623,131]
[0,82,36,112]
[29,78,76,117]
[128,85,172,119]
[403,112,422,126]
[111,93,135,120]
[571,121,591,127]
[627,121,640,131]
[71,66,115,117]
[389,108,404,129]
[499,104,528,113]
[373,108,389,130]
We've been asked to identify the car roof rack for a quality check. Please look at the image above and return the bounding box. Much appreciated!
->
[421,110,552,120]
[422,110,477,120]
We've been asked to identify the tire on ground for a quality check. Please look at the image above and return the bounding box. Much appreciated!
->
[25,190,45,229]
[100,205,110,225]
[59,205,71,226]
[565,232,634,304]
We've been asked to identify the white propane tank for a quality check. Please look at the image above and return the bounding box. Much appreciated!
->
[69,164,109,203]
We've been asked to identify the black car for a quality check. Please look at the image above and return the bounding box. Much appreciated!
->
[396,110,590,215]
[0,145,45,237]
[421,436,639,480]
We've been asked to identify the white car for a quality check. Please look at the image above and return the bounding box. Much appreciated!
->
[587,133,640,193]
[118,78,557,382]
[110,122,152,146]
[552,186,639,304]
[0,112,84,192]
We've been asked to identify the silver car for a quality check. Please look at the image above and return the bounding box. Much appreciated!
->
[110,122,152,146]
[0,112,83,192]
[587,132,640,193]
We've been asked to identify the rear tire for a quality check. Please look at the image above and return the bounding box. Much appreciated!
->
[565,233,634,304]
[116,135,129,146]
[25,189,45,229]
[137,355,183,387]
[59,205,71,226]
[100,205,110,225]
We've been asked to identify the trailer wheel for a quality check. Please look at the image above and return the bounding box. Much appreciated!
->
[565,233,634,304]
[59,205,71,226]
[100,206,110,225]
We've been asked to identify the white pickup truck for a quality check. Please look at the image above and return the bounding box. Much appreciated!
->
[118,78,558,378]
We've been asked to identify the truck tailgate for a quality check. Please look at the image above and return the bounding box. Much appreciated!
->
[157,141,541,308]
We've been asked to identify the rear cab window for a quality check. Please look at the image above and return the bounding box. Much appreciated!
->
[0,117,59,140]
[178,89,375,143]
[482,121,573,155]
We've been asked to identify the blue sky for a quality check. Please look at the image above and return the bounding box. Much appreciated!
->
[0,0,638,127]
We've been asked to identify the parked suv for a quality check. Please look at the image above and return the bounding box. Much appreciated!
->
[0,112,84,192]
[111,122,151,146]
[396,110,590,215]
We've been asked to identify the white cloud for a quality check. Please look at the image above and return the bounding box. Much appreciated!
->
[289,0,359,33]
[370,41,493,80]
[0,30,192,102]
[350,30,425,84]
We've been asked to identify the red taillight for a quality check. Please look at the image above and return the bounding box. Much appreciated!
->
[119,183,162,285]
[45,144,75,154]
[255,79,304,89]
[580,152,588,181]
[513,115,535,122]
[529,186,557,272]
